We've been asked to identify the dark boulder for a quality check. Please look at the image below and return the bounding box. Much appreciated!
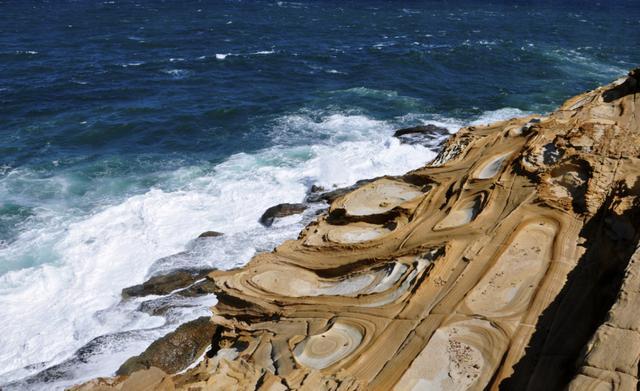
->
[197,231,223,238]
[116,317,216,375]
[122,268,214,298]
[310,184,325,193]
[392,124,449,147]
[393,124,449,138]
[259,203,307,227]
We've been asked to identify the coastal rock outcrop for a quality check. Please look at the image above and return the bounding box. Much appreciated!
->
[392,123,450,147]
[73,69,640,390]
[259,203,308,227]
[122,268,214,298]
[117,317,217,376]
[198,231,224,238]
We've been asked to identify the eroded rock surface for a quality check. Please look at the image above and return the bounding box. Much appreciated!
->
[73,69,640,391]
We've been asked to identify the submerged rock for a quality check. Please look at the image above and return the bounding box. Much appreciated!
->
[116,317,216,376]
[197,230,223,238]
[310,184,325,193]
[259,203,307,227]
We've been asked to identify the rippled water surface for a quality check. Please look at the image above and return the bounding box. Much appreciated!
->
[0,0,638,389]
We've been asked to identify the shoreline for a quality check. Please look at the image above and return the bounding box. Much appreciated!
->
[72,69,640,390]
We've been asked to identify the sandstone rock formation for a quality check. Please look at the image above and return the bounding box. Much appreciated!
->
[72,69,640,391]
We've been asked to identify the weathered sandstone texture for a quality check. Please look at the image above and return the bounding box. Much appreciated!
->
[72,69,640,390]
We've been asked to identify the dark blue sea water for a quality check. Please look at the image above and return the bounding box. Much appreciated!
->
[1,0,638,389]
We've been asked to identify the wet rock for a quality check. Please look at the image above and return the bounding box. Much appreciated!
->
[310,184,325,193]
[259,203,307,227]
[136,277,217,317]
[305,178,375,204]
[177,278,217,297]
[116,317,217,376]
[122,268,214,298]
[392,124,449,147]
[197,231,223,238]
[137,296,175,317]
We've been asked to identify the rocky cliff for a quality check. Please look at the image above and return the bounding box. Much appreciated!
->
[72,69,640,391]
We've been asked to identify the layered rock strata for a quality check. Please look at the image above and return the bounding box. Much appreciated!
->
[73,69,640,391]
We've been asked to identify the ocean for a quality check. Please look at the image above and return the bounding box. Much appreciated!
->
[0,0,638,389]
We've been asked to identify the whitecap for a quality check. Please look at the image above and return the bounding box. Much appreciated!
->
[162,69,190,78]
[127,36,145,42]
[119,61,144,68]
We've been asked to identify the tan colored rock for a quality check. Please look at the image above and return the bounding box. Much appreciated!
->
[73,69,640,391]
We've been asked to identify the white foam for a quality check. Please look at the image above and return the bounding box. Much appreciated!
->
[162,69,190,78]
[215,50,275,60]
[470,107,530,126]
[126,36,145,43]
[119,61,144,68]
